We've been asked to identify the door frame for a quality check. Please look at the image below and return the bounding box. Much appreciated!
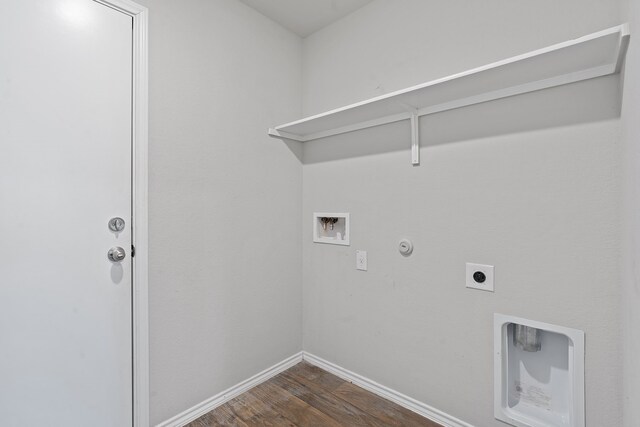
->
[94,0,149,425]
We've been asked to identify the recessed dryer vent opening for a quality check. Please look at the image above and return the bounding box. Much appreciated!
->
[494,314,585,427]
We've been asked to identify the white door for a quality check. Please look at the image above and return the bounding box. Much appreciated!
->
[0,0,133,425]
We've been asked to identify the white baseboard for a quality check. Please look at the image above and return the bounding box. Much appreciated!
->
[156,352,303,427]
[302,352,475,427]
[156,350,473,427]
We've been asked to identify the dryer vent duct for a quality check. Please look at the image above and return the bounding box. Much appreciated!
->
[513,324,542,352]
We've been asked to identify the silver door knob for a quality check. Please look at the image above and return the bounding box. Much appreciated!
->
[108,247,126,262]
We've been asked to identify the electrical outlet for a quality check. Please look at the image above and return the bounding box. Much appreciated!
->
[466,263,494,292]
[356,250,367,271]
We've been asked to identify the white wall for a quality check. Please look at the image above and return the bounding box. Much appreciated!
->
[134,1,639,425]
[139,1,303,424]
[301,1,625,426]
[621,0,640,426]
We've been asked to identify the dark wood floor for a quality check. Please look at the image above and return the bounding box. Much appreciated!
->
[186,361,442,427]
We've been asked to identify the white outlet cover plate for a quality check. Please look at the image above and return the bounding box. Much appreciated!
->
[356,250,367,271]
[466,263,494,292]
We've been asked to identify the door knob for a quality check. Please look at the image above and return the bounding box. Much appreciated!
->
[108,247,126,262]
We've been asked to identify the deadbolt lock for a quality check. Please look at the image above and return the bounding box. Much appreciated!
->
[108,217,125,232]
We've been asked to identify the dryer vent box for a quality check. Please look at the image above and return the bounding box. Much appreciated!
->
[494,314,585,427]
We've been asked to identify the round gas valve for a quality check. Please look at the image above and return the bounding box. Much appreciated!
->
[398,239,413,256]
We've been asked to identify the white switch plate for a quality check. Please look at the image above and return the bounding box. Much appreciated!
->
[466,263,494,292]
[356,250,367,271]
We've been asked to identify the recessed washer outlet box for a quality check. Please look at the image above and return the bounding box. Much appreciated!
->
[494,314,585,427]
[313,212,350,246]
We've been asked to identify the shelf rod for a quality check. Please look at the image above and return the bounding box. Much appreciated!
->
[271,63,616,145]
[415,63,615,117]
[268,128,305,142]
[270,112,412,142]
[267,24,629,168]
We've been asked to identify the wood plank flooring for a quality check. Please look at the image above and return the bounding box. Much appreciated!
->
[186,361,442,427]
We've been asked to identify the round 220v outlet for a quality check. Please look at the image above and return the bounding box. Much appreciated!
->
[466,263,494,292]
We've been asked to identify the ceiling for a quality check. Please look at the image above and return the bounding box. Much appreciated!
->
[238,0,373,38]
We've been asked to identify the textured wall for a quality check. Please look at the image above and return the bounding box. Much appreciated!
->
[621,1,640,426]
[301,1,625,425]
[137,0,638,425]
[142,1,303,424]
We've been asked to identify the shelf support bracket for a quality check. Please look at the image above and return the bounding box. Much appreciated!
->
[395,101,420,166]
[411,113,420,165]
